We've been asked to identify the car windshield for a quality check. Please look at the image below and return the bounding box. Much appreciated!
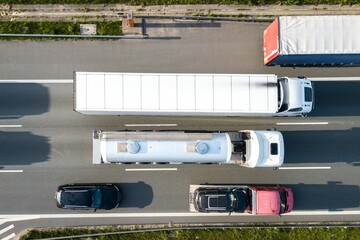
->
[91,189,102,208]
[226,192,237,211]
[279,189,287,214]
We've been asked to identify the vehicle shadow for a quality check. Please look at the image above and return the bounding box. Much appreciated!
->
[141,21,222,29]
[116,181,153,208]
[0,132,50,165]
[290,182,360,211]
[282,128,360,166]
[310,81,360,117]
[0,83,49,119]
[133,19,221,40]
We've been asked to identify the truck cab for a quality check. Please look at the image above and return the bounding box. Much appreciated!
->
[277,77,314,117]
[248,186,294,215]
[234,130,284,168]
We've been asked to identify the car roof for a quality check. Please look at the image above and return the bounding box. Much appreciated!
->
[60,189,93,207]
[196,188,249,212]
[198,190,229,210]
[56,184,121,209]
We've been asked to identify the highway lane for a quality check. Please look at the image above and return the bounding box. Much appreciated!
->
[0,20,359,236]
[1,155,359,215]
[0,82,359,216]
[1,81,360,130]
[0,21,360,79]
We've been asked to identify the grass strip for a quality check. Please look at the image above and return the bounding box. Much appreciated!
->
[0,21,122,40]
[0,0,359,5]
[20,226,360,240]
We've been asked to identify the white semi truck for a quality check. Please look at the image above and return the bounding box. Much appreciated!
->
[92,130,284,168]
[74,72,314,117]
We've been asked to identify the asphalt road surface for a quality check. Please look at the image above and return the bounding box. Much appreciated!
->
[0,20,359,239]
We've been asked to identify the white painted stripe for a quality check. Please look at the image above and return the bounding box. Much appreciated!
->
[2,233,16,240]
[0,224,14,235]
[1,210,360,221]
[0,79,72,83]
[124,124,178,127]
[0,170,23,173]
[279,167,331,170]
[126,168,177,171]
[0,125,22,128]
[288,210,360,216]
[276,122,329,126]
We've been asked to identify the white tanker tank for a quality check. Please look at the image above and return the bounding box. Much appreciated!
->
[92,130,284,168]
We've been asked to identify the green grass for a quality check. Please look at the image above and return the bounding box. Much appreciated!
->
[0,21,122,39]
[20,226,360,240]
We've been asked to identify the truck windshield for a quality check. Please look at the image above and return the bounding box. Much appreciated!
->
[278,79,289,112]
[279,189,287,214]
[304,87,313,102]
[270,143,278,155]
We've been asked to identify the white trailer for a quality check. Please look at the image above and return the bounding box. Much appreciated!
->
[92,130,284,168]
[74,72,314,117]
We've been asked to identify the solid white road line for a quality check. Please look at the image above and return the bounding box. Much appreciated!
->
[1,210,360,222]
[2,233,16,240]
[0,79,72,83]
[126,168,178,171]
[279,167,331,170]
[0,170,23,173]
[276,122,329,126]
[0,125,22,128]
[124,124,178,127]
[0,224,14,235]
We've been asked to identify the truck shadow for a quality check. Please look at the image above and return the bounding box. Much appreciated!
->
[141,21,222,29]
[0,132,50,165]
[310,81,360,117]
[115,181,153,208]
[290,182,360,211]
[0,83,49,119]
[282,128,360,166]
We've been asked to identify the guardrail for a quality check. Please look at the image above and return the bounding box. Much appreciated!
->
[0,33,148,39]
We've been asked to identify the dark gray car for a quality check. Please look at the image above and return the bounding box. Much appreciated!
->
[194,187,248,213]
[55,184,121,210]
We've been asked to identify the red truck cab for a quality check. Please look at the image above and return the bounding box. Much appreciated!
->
[249,186,294,215]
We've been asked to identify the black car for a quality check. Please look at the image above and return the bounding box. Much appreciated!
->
[194,187,248,213]
[55,184,121,210]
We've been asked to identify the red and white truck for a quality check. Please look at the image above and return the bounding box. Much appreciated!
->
[264,15,360,66]
[189,184,294,215]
